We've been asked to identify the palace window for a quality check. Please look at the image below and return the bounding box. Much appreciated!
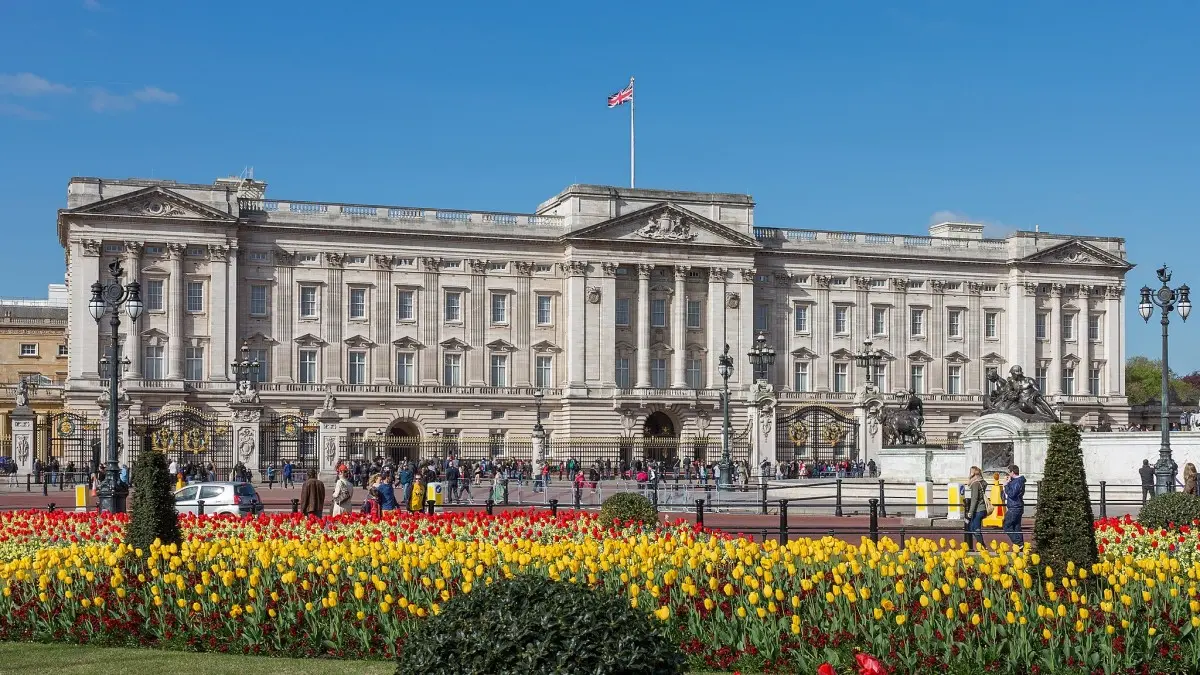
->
[299,286,318,318]
[651,299,667,327]
[536,295,552,325]
[145,280,164,311]
[910,364,925,394]
[794,303,808,333]
[19,343,36,357]
[685,358,702,388]
[615,298,630,326]
[250,285,269,316]
[834,306,849,334]
[348,351,367,385]
[947,365,962,395]
[948,310,963,338]
[1035,313,1048,340]
[143,345,164,380]
[833,363,849,393]
[491,293,508,324]
[249,348,269,383]
[396,352,415,385]
[298,349,318,384]
[185,346,204,381]
[985,311,998,338]
[443,353,462,386]
[444,292,462,322]
[490,354,508,387]
[754,304,769,332]
[872,307,887,335]
[793,361,809,392]
[1062,313,1076,340]
[1089,366,1102,395]
[1035,367,1048,393]
[349,288,367,320]
[1089,314,1102,341]
[686,300,702,329]
[396,290,414,321]
[615,358,631,389]
[909,308,925,337]
[57,344,68,357]
[186,282,204,312]
[1062,366,1075,395]
[535,356,552,388]
[651,359,668,388]
[874,366,887,392]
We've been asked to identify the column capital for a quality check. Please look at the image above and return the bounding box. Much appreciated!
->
[738,268,757,283]
[708,267,728,282]
[1050,283,1065,297]
[208,244,230,262]
[559,261,588,276]
[775,272,793,287]
[889,277,909,291]
[325,252,345,268]
[420,257,443,272]
[814,274,833,289]
[124,241,144,256]
[513,261,534,276]
[636,263,654,279]
[79,239,102,257]
[166,243,187,258]
[968,281,985,295]
[1022,281,1038,297]
[673,265,691,279]
[374,255,393,269]
[469,259,489,275]
[929,279,946,294]
[854,276,873,291]
[600,262,619,277]
[1104,285,1125,300]
[1076,284,1094,298]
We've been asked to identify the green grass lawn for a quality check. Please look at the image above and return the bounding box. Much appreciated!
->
[0,642,737,674]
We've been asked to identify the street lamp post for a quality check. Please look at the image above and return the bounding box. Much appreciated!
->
[746,332,776,384]
[854,339,883,393]
[87,261,143,514]
[1139,266,1191,496]
[717,344,735,490]
[231,340,261,386]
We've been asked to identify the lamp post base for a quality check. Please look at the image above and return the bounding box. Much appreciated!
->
[717,457,734,491]
[1155,451,1178,496]
[97,479,129,514]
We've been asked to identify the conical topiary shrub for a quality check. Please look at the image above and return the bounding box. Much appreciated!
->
[1033,424,1098,572]
[124,449,181,552]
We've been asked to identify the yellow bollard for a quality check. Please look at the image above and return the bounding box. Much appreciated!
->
[915,482,932,519]
[982,473,1005,527]
[947,483,963,520]
[75,484,87,512]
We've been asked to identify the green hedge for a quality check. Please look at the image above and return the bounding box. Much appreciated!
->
[1033,424,1098,573]
[1139,491,1200,530]
[599,492,658,527]
[396,575,685,675]
[124,449,181,552]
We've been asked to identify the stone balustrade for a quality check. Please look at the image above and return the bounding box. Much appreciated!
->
[753,227,1011,257]
[238,198,565,229]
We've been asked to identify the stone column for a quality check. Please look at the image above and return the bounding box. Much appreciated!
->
[124,242,144,379]
[746,382,777,469]
[1049,284,1063,395]
[10,406,34,476]
[733,269,756,389]
[813,275,832,391]
[324,253,345,384]
[274,252,295,382]
[1104,285,1123,395]
[316,407,343,479]
[73,240,104,380]
[374,256,394,383]
[166,243,187,379]
[599,263,619,387]
[230,405,263,476]
[635,264,652,388]
[513,262,533,387]
[468,259,488,386]
[563,261,588,389]
[1005,277,1026,372]
[966,282,983,394]
[890,278,908,390]
[1079,286,1092,395]
[420,258,442,384]
[929,280,946,393]
[226,242,239,382]
[706,268,727,388]
[853,393,883,465]
[209,244,230,380]
[671,266,689,388]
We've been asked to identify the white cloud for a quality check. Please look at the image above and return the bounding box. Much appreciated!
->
[928,210,1015,239]
[89,86,180,112]
[0,102,46,120]
[132,86,179,104]
[83,0,103,11]
[0,73,73,97]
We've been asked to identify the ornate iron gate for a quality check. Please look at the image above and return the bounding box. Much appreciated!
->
[129,405,234,476]
[775,405,859,463]
[45,412,102,475]
[259,414,317,472]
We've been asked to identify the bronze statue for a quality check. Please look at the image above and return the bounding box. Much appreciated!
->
[982,365,1059,422]
[881,389,926,446]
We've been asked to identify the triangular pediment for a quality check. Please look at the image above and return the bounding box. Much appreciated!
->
[293,333,326,347]
[67,186,236,222]
[392,336,425,349]
[790,347,818,359]
[562,203,760,248]
[649,341,674,354]
[907,350,933,362]
[244,331,277,345]
[829,348,855,360]
[439,337,471,351]
[1019,239,1131,269]
[531,340,561,353]
[876,349,896,361]
[945,351,970,364]
[343,334,376,348]
[486,339,517,352]
[981,351,1006,365]
[1062,353,1081,365]
[141,328,169,346]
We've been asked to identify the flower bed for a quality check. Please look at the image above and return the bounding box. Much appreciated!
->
[0,509,1198,674]
[1096,514,1200,569]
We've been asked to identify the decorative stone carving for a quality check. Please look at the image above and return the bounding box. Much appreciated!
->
[124,241,144,256]
[127,197,185,218]
[230,379,260,405]
[275,250,295,266]
[600,262,619,277]
[321,387,336,412]
[14,378,30,408]
[208,244,229,262]
[708,267,727,282]
[635,212,696,241]
[695,410,710,434]
[325,252,345,267]
[814,275,833,289]
[237,427,256,461]
[889,277,908,291]
[469,259,489,275]
[81,240,102,257]
[1056,248,1092,264]
[232,408,262,423]
[968,281,985,295]
[1022,282,1038,297]
[726,292,740,309]
[739,268,757,282]
[1104,285,1125,300]
[854,276,873,291]
[586,286,601,304]
[512,261,534,276]
[982,364,1060,422]
[636,264,654,278]
[14,436,28,464]
[674,265,691,279]
[323,436,337,463]
[374,255,393,269]
[1050,283,1065,297]
[775,272,793,287]
[929,280,946,294]
[167,243,187,258]
[559,261,588,276]
[1077,284,1094,297]
[420,257,443,272]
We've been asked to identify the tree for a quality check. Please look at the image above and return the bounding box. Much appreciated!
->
[1125,356,1199,406]
[1033,424,1098,573]
[124,449,181,552]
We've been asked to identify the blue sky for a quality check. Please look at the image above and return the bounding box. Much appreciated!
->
[1,1,1198,371]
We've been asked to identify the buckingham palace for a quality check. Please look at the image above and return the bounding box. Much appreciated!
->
[51,175,1131,471]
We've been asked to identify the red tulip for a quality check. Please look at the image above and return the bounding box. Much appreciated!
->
[818,664,837,675]
[855,653,885,675]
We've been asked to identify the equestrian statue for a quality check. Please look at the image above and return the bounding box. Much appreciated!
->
[881,389,926,446]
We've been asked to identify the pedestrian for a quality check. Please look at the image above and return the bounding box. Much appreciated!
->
[1001,464,1026,547]
[300,470,326,517]
[376,472,398,511]
[1140,459,1156,504]
[1186,463,1199,497]
[445,461,460,504]
[283,462,294,489]
[965,466,987,549]
[331,468,354,516]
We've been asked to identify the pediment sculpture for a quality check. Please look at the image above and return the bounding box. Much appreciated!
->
[230,378,261,405]
[635,213,696,241]
[982,365,1060,422]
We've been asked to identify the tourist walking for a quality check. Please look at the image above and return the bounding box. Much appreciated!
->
[376,473,398,511]
[1140,459,1156,504]
[300,470,326,517]
[282,462,294,489]
[1186,463,1199,496]
[331,469,354,516]
[965,466,987,549]
[1002,464,1026,547]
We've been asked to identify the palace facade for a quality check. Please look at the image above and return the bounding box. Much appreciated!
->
[56,176,1131,464]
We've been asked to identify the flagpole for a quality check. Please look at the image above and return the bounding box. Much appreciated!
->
[629,77,635,188]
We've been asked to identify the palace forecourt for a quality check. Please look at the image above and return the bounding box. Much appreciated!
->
[41,176,1131,478]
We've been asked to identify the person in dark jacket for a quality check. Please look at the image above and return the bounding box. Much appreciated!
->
[1002,464,1026,547]
[1140,459,1156,504]
[299,471,326,517]
[377,472,398,511]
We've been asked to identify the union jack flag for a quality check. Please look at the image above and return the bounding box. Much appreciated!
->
[607,80,633,107]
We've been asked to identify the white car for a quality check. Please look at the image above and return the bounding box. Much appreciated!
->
[172,481,263,516]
